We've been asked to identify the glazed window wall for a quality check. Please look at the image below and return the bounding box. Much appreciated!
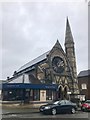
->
[3,89,40,101]
[30,89,33,101]
[2,89,23,101]
[46,90,52,100]
[33,89,40,101]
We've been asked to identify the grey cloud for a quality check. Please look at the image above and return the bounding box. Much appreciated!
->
[2,2,88,79]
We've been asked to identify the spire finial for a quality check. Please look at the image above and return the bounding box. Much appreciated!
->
[66,16,69,27]
[67,16,68,21]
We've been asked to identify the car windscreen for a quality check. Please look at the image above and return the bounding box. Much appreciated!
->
[85,100,90,103]
[53,101,60,104]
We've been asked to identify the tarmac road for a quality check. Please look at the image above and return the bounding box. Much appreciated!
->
[2,111,90,120]
[1,103,90,120]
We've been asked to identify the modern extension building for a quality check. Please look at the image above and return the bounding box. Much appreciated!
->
[78,70,90,101]
[2,18,79,103]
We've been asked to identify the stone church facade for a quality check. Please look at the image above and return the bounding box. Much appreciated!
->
[2,18,79,102]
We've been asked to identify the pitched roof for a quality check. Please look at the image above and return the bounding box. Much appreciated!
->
[17,51,50,73]
[78,70,90,77]
[16,40,64,73]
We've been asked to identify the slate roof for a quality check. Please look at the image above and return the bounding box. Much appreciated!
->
[17,51,50,73]
[78,70,90,77]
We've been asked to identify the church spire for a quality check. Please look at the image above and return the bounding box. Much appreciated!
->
[65,17,74,44]
[64,17,79,94]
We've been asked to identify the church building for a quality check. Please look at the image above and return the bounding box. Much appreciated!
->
[2,18,79,102]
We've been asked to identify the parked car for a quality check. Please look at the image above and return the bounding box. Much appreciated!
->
[81,100,90,111]
[39,100,77,115]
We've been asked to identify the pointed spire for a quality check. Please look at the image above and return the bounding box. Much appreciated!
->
[65,17,74,44]
[66,16,70,28]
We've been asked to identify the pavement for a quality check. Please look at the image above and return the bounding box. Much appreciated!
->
[2,103,40,115]
[1,100,44,115]
[2,108,39,115]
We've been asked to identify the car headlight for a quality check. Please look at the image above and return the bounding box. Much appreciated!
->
[86,105,89,108]
[44,106,51,109]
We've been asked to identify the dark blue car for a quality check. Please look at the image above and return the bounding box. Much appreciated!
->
[39,100,77,115]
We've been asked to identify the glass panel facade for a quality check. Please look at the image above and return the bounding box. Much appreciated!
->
[33,89,40,101]
[46,90,52,100]
[2,89,23,101]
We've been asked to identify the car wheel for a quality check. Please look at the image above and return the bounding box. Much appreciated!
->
[71,108,76,114]
[81,107,86,112]
[52,108,57,115]
[81,107,84,111]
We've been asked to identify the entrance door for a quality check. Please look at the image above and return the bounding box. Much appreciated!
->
[58,86,63,100]
[63,86,69,99]
[24,89,30,103]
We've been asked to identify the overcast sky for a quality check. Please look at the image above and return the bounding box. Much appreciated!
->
[1,0,88,80]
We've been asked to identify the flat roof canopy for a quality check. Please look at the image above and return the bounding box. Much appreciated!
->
[2,83,58,90]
